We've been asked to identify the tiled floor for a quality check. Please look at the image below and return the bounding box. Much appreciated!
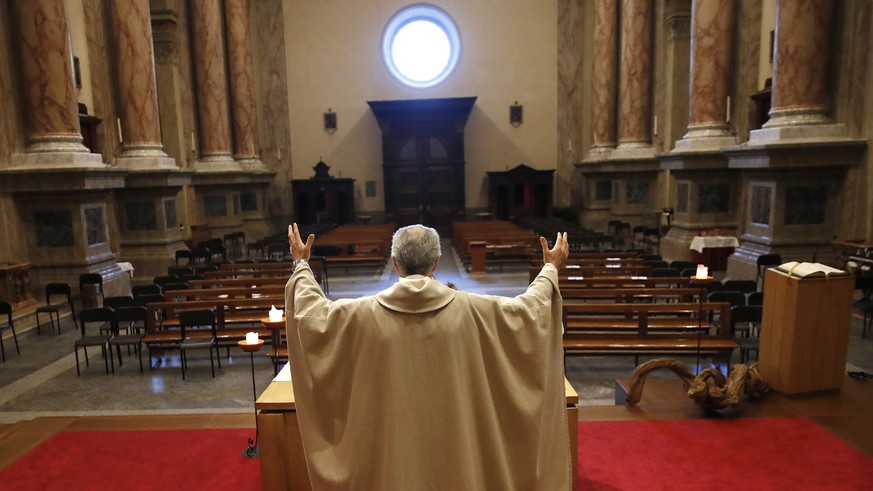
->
[1,239,872,442]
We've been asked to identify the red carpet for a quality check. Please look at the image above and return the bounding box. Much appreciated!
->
[0,428,260,490]
[578,417,873,490]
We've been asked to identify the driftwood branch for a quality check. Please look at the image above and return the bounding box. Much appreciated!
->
[625,358,769,412]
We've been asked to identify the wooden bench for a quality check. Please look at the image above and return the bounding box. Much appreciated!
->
[561,301,737,366]
[315,224,395,273]
[453,221,539,272]
[561,287,704,304]
[531,265,653,283]
[142,297,286,366]
[559,276,692,289]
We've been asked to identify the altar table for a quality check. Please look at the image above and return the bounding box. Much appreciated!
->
[690,236,739,271]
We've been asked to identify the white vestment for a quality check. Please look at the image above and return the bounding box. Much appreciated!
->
[285,263,571,490]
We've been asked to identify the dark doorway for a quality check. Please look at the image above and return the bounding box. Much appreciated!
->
[368,97,476,235]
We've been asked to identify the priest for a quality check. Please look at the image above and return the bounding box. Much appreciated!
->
[285,223,571,490]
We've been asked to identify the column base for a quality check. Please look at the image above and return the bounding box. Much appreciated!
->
[584,146,615,162]
[750,122,847,143]
[115,154,178,170]
[236,158,270,172]
[11,151,104,169]
[195,155,243,172]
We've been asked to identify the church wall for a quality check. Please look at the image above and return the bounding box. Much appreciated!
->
[556,0,590,211]
[283,0,558,214]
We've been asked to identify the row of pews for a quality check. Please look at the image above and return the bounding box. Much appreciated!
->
[551,253,738,367]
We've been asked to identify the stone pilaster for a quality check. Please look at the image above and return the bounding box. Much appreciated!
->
[617,0,654,150]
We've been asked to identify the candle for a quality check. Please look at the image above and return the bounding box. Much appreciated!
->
[245,332,258,345]
[268,305,283,322]
[695,264,708,279]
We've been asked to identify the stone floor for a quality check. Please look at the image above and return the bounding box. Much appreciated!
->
[1,239,871,425]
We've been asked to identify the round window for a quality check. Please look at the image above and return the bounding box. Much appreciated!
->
[382,4,461,88]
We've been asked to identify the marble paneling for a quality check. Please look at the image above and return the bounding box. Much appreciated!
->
[34,210,74,248]
[677,182,689,212]
[0,4,25,164]
[84,206,105,245]
[240,191,257,212]
[784,185,827,225]
[252,0,292,221]
[84,0,119,160]
[164,198,177,229]
[732,0,763,141]
[697,182,730,213]
[590,0,618,148]
[204,195,228,217]
[595,180,613,201]
[751,185,772,225]
[625,180,650,204]
[125,201,158,231]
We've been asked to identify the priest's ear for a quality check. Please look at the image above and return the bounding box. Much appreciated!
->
[429,256,440,275]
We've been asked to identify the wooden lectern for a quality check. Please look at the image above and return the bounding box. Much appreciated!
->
[759,269,854,395]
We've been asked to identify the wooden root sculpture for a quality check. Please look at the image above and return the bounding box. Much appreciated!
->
[625,358,769,412]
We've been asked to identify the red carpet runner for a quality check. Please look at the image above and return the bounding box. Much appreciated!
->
[0,428,260,490]
[578,417,873,490]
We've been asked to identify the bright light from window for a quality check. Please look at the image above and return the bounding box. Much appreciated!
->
[382,5,461,88]
[391,21,451,83]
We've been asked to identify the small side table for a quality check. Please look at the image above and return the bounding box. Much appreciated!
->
[239,338,264,458]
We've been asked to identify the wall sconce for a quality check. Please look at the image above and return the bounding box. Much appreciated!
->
[323,109,337,134]
[509,101,523,127]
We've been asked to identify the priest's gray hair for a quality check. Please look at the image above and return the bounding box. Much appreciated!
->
[391,224,441,276]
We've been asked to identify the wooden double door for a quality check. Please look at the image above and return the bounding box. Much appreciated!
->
[383,132,465,234]
[369,97,476,236]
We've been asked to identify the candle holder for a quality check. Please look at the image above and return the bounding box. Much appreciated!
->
[239,337,264,458]
[261,316,286,375]
[690,274,714,375]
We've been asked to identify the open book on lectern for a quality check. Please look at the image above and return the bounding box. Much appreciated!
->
[775,261,849,278]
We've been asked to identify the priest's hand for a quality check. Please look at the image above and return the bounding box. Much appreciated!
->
[288,223,315,260]
[540,232,568,270]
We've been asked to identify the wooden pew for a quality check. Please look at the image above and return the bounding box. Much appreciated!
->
[143,297,285,359]
[530,265,653,283]
[561,287,704,304]
[559,276,692,289]
[561,301,737,366]
[453,221,538,272]
[315,224,395,273]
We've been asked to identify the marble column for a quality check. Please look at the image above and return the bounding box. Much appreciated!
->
[9,0,101,166]
[109,0,176,169]
[765,0,834,128]
[189,0,238,170]
[225,0,265,171]
[617,0,653,148]
[674,0,736,150]
[591,0,618,152]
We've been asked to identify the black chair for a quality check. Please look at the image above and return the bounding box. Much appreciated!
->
[747,291,764,306]
[722,280,757,294]
[74,307,114,375]
[153,275,179,290]
[103,295,137,310]
[670,261,698,273]
[644,227,660,253]
[632,225,648,249]
[175,249,192,265]
[132,284,161,299]
[0,301,21,362]
[731,305,763,363]
[640,254,662,262]
[191,246,212,263]
[110,306,147,373]
[72,273,105,313]
[178,309,221,380]
[756,253,783,291]
[679,268,697,278]
[135,293,165,308]
[854,276,873,339]
[168,266,194,277]
[708,291,748,336]
[651,267,680,278]
[643,260,668,270]
[35,282,74,335]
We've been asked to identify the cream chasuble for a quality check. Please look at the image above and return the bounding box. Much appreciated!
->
[285,263,571,490]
